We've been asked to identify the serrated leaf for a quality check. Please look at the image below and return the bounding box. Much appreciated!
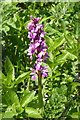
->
[20,91,36,107]
[25,107,42,118]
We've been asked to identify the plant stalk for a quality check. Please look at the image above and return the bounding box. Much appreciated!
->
[38,71,43,110]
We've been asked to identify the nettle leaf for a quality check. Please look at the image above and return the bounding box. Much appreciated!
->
[5,56,15,84]
[25,107,42,118]
[15,72,30,85]
[20,91,36,107]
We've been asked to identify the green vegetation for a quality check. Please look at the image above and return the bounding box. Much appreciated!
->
[1,2,80,119]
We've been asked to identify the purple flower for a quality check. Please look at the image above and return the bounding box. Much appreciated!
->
[44,59,47,63]
[27,44,35,55]
[73,75,80,82]
[27,16,49,79]
[37,51,45,58]
[31,75,37,80]
[27,22,35,30]
[3,57,6,61]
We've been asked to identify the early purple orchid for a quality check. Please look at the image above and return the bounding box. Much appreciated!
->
[27,16,49,80]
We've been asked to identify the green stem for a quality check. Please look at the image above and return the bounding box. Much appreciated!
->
[38,71,43,110]
[27,77,30,90]
[32,2,36,17]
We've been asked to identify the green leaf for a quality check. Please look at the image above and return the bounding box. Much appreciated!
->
[55,50,77,66]
[62,50,77,60]
[40,16,53,24]
[2,111,14,118]
[0,113,2,120]
[69,112,79,118]
[25,107,42,118]
[71,82,80,92]
[45,36,54,51]
[3,24,10,32]
[48,51,54,62]
[52,35,65,50]
[20,91,36,107]
[0,71,7,84]
[66,48,78,57]
[6,18,17,29]
[5,56,15,84]
[2,105,16,118]
[54,51,68,65]
[15,72,30,85]
[45,26,62,36]
[65,34,76,49]
[3,87,23,114]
